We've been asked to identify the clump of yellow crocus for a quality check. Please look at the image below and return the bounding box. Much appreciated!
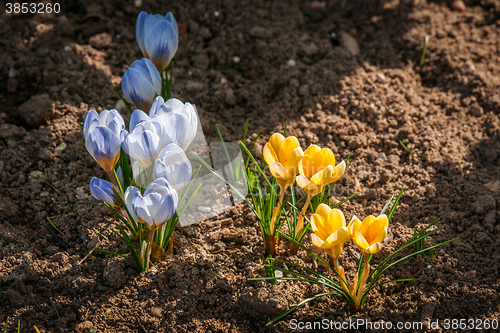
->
[310,204,351,294]
[348,214,389,307]
[293,145,345,253]
[263,133,304,255]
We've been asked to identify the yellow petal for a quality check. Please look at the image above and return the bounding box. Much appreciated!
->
[269,162,292,180]
[348,216,362,235]
[364,242,383,255]
[296,175,317,191]
[360,215,377,242]
[278,136,301,164]
[269,133,285,156]
[325,226,350,246]
[371,227,388,245]
[303,144,321,157]
[315,203,331,220]
[318,148,336,168]
[353,228,370,250]
[364,214,388,244]
[310,213,327,241]
[326,246,342,259]
[325,160,346,184]
[322,208,345,235]
[310,164,334,186]
[263,142,278,165]
[277,177,294,192]
[298,154,311,179]
[311,233,330,249]
[284,146,303,176]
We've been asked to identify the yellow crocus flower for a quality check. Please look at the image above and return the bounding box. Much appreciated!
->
[263,133,304,191]
[297,145,346,197]
[349,214,388,255]
[310,204,351,259]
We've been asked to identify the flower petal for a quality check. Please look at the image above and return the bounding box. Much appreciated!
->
[124,186,141,222]
[268,133,285,157]
[145,19,178,69]
[326,208,346,234]
[83,109,98,140]
[89,177,119,207]
[130,109,150,132]
[353,228,370,250]
[364,242,383,255]
[122,67,157,110]
[278,136,301,165]
[269,162,292,180]
[296,175,318,192]
[311,233,330,249]
[132,191,154,228]
[325,226,350,246]
[124,129,160,168]
[348,215,362,235]
[263,142,278,165]
[85,126,121,172]
[161,113,195,151]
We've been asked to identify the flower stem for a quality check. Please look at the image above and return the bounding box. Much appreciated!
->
[270,191,285,235]
[354,255,370,306]
[295,194,312,238]
[146,228,155,271]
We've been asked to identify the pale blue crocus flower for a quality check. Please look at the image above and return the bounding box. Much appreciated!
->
[89,177,120,208]
[149,97,199,151]
[124,186,141,222]
[136,11,178,70]
[83,109,125,173]
[153,143,193,192]
[127,178,178,229]
[122,58,162,111]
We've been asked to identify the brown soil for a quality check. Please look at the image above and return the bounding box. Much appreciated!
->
[1,0,500,332]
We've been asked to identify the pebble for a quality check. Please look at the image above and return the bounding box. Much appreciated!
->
[76,321,93,330]
[286,59,296,67]
[452,0,466,12]
[186,81,205,92]
[76,186,89,200]
[339,32,360,56]
[46,246,59,256]
[64,45,72,52]
[54,142,67,154]
[232,56,240,63]
[149,306,162,318]
[86,235,99,250]
[299,84,310,96]
[376,73,386,83]
[427,265,432,269]
[8,68,17,78]
[269,298,279,307]
[198,206,212,213]
[191,267,200,275]
[249,25,272,38]
[470,105,483,117]
[18,94,54,128]
[89,32,112,49]
[29,170,44,182]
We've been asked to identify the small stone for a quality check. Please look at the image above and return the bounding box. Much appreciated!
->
[427,265,432,269]
[29,171,44,182]
[379,169,392,184]
[87,236,99,250]
[103,258,126,288]
[191,267,200,275]
[8,68,17,78]
[299,84,309,96]
[249,25,272,38]
[253,143,263,157]
[57,15,75,36]
[452,0,466,12]
[286,59,296,67]
[89,32,112,49]
[387,155,400,165]
[269,298,279,307]
[470,105,483,117]
[149,306,162,318]
[64,45,72,52]
[186,81,205,92]
[76,186,89,200]
[377,152,387,160]
[18,94,54,128]
[76,321,93,331]
[376,73,386,83]
[339,32,359,56]
[473,195,496,215]
[46,246,59,255]
[40,191,50,197]
[198,206,211,213]
[232,56,240,63]
[54,142,67,154]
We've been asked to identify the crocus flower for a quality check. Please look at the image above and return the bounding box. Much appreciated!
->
[127,178,178,229]
[89,177,120,208]
[83,109,125,174]
[122,58,162,111]
[122,111,164,170]
[263,133,304,192]
[136,11,178,70]
[349,214,388,255]
[149,97,198,151]
[124,186,141,222]
[297,145,346,197]
[310,204,351,259]
[153,143,193,191]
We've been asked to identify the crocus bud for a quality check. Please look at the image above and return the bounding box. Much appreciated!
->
[310,204,351,259]
[122,58,162,111]
[349,214,388,255]
[263,133,303,192]
[136,11,179,70]
[149,97,199,151]
[83,109,125,173]
[296,145,346,197]
[153,143,193,191]
[89,177,120,208]
[128,178,178,229]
